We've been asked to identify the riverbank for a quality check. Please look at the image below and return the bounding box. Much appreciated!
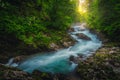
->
[0,37,120,80]
[1,42,120,80]
[76,42,120,80]
[0,23,120,80]
[0,31,75,64]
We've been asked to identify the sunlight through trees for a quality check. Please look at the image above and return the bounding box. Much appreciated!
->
[78,0,88,14]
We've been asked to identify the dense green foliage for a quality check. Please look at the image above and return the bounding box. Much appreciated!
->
[0,0,77,47]
[85,0,120,41]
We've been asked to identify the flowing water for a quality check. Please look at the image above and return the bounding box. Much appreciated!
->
[7,23,102,74]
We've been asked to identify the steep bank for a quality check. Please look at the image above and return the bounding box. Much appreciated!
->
[0,0,77,63]
[0,32,75,64]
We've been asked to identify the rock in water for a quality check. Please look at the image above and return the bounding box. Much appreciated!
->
[68,28,74,32]
[76,33,91,40]
[63,42,74,48]
[69,55,75,62]
[14,56,27,63]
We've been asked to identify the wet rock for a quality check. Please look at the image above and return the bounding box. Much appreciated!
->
[63,42,73,48]
[78,23,86,31]
[89,29,109,43]
[4,70,33,80]
[109,50,116,54]
[79,28,86,31]
[69,55,84,64]
[13,56,27,63]
[78,54,85,59]
[68,28,74,32]
[63,42,68,47]
[69,55,75,62]
[111,47,120,51]
[72,23,87,31]
[76,33,91,40]
[113,68,120,73]
[49,43,60,50]
[114,63,120,67]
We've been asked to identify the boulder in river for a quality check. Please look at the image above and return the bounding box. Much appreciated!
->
[76,33,91,40]
[13,56,27,63]
[68,28,74,32]
[69,55,84,64]
[69,55,75,62]
[63,42,74,48]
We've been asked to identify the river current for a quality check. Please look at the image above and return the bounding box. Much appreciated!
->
[7,23,102,74]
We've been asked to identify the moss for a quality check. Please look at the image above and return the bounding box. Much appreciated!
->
[32,70,53,80]
[76,43,120,80]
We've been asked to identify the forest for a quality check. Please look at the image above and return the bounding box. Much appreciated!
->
[0,0,120,80]
[86,0,120,41]
[0,0,77,47]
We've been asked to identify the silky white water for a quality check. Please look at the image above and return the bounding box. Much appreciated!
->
[7,23,102,74]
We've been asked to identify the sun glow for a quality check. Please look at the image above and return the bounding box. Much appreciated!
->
[78,0,88,14]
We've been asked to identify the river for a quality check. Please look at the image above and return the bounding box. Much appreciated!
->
[6,23,102,74]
